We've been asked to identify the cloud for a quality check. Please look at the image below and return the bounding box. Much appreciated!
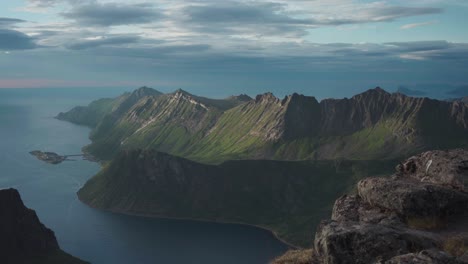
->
[85,44,212,59]
[0,18,27,27]
[401,21,437,30]
[179,1,442,37]
[386,41,450,52]
[27,0,59,8]
[0,29,38,50]
[66,35,140,50]
[62,2,163,26]
[386,41,468,61]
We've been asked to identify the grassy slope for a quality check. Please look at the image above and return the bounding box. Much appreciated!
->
[58,88,468,164]
[78,150,396,247]
[56,98,118,127]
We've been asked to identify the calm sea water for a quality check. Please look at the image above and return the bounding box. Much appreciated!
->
[0,88,288,264]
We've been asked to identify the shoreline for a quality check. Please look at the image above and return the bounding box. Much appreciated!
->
[77,195,300,250]
[62,119,300,250]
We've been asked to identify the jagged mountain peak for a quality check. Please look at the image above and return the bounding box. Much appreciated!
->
[227,94,253,102]
[132,86,162,97]
[282,93,319,105]
[354,86,391,98]
[255,92,279,104]
[173,88,192,96]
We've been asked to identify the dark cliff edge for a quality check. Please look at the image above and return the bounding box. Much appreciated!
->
[272,149,468,264]
[77,149,396,247]
[0,188,88,264]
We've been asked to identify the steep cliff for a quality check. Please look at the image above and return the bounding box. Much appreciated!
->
[0,188,88,264]
[59,87,468,163]
[77,149,396,247]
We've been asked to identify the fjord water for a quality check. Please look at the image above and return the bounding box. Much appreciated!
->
[0,88,288,264]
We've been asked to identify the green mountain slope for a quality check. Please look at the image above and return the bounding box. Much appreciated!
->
[59,87,468,163]
[78,150,396,247]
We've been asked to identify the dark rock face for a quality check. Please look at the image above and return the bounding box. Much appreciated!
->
[358,177,468,220]
[0,188,87,264]
[396,149,468,191]
[384,249,465,264]
[313,149,468,264]
[315,221,439,264]
[0,188,59,261]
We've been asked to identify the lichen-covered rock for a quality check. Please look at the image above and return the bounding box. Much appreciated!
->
[384,249,467,264]
[396,149,468,191]
[357,177,468,220]
[331,195,361,222]
[314,220,439,264]
[332,195,402,226]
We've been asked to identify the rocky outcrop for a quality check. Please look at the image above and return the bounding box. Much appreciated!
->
[312,149,468,264]
[384,249,465,264]
[315,221,439,264]
[0,188,87,264]
[396,149,468,191]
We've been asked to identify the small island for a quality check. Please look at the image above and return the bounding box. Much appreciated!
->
[30,150,68,164]
[29,150,93,164]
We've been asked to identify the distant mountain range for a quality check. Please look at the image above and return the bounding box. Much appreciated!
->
[57,86,468,164]
[56,86,468,247]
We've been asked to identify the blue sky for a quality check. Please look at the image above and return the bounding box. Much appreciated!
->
[1,0,468,99]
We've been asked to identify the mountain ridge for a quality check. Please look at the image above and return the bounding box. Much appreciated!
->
[58,86,468,163]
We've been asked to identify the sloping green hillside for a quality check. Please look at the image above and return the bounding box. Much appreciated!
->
[78,150,396,247]
[59,87,468,164]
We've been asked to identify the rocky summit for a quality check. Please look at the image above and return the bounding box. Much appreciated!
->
[274,149,468,264]
[0,188,88,264]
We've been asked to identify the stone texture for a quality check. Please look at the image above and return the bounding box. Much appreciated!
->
[315,221,439,264]
[384,249,467,264]
[396,149,468,191]
[313,149,468,264]
[357,177,468,220]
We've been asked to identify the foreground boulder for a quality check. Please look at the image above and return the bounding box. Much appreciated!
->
[384,249,465,264]
[396,149,468,191]
[358,177,468,222]
[315,221,439,264]
[0,188,88,264]
[310,149,468,264]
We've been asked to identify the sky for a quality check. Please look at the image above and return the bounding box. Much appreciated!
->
[1,0,468,99]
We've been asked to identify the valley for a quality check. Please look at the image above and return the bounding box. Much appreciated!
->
[57,86,468,248]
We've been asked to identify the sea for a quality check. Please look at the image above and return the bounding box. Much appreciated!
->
[0,87,288,264]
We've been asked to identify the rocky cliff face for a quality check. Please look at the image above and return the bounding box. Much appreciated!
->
[274,149,468,264]
[59,87,468,163]
[0,188,87,264]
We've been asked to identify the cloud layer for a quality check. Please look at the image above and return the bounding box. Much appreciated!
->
[0,29,37,50]
[62,2,163,26]
[0,0,465,96]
